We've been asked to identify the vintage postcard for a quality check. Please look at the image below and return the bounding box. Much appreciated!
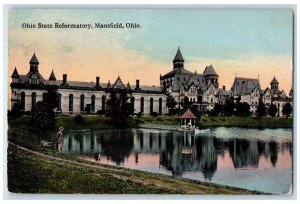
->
[7,8,293,195]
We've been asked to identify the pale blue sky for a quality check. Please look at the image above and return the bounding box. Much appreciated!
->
[8,9,293,93]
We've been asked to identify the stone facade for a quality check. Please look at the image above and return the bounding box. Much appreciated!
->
[10,53,167,115]
[10,49,292,117]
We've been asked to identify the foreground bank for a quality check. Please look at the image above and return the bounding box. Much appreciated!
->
[8,143,263,194]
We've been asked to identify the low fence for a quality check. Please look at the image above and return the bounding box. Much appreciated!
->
[138,123,180,131]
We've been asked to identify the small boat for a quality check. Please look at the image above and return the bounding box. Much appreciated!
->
[40,140,54,148]
[178,127,195,132]
[194,128,210,134]
[182,147,193,155]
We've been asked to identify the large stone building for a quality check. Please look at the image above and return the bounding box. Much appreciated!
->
[10,48,292,116]
[10,53,167,115]
[160,47,230,112]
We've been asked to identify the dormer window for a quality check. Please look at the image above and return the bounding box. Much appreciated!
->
[190,85,196,94]
[29,74,39,84]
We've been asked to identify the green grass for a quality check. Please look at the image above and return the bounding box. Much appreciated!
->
[7,145,176,194]
[199,116,293,128]
[7,144,263,194]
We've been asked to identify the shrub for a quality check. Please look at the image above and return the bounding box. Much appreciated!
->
[74,114,84,124]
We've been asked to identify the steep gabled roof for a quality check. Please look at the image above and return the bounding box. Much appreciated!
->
[203,65,218,76]
[173,47,184,62]
[30,53,39,64]
[49,70,56,81]
[112,76,126,89]
[231,77,260,95]
[180,109,197,119]
[11,67,19,78]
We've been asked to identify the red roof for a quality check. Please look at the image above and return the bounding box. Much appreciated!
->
[180,109,197,119]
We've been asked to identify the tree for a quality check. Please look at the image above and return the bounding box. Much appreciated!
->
[269,103,278,117]
[257,99,266,117]
[181,96,191,109]
[31,89,58,130]
[224,97,235,115]
[282,102,292,117]
[236,102,250,117]
[31,101,55,130]
[106,91,130,124]
[166,95,177,115]
[212,103,221,116]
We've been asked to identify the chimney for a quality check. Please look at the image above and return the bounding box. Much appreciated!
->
[136,79,140,89]
[63,74,67,84]
[96,77,100,86]
[223,86,226,91]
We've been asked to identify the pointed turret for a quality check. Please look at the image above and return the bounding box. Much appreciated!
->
[107,80,111,88]
[173,47,184,69]
[11,67,19,78]
[203,65,219,88]
[270,76,279,85]
[126,82,131,90]
[49,70,56,81]
[30,53,39,64]
[270,76,279,92]
[29,53,39,72]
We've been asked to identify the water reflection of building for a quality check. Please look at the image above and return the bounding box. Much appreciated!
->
[229,139,281,168]
[62,129,289,179]
[63,130,102,154]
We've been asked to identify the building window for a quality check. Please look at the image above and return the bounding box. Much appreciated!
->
[31,92,36,109]
[159,98,162,114]
[102,95,106,111]
[69,94,73,111]
[140,97,144,113]
[80,94,85,111]
[91,95,95,112]
[130,97,135,115]
[29,74,39,84]
[57,93,62,111]
[211,98,213,103]
[150,98,154,114]
[20,92,25,110]
[190,86,196,94]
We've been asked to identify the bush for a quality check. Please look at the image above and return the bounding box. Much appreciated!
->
[137,112,143,117]
[150,112,159,117]
[96,110,106,115]
[74,114,84,124]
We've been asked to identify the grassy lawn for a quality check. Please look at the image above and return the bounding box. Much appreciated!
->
[7,145,177,194]
[7,144,263,194]
[200,116,292,128]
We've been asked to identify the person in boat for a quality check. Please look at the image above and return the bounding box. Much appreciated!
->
[56,127,64,152]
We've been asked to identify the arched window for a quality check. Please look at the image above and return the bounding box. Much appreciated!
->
[130,97,135,115]
[91,95,95,112]
[20,92,25,110]
[140,97,144,113]
[102,95,106,111]
[150,98,154,114]
[31,92,36,109]
[57,93,62,111]
[80,94,85,111]
[69,94,73,111]
[159,98,162,114]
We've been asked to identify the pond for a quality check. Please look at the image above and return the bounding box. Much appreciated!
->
[59,127,292,194]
